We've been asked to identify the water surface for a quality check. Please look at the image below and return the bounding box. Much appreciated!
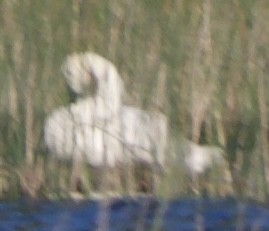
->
[0,197,268,231]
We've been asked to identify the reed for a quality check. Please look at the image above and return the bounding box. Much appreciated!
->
[0,0,268,202]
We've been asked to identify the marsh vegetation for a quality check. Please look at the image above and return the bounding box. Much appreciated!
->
[0,0,269,202]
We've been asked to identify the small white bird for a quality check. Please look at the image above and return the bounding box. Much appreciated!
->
[184,141,224,176]
[177,138,232,195]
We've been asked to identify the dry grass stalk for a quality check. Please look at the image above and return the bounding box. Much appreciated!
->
[25,53,36,167]
[191,0,214,143]
[71,0,81,49]
[8,75,19,121]
[19,158,44,199]
[2,0,21,122]
[257,62,269,195]
[249,1,269,197]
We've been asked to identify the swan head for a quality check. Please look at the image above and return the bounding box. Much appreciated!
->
[61,53,96,97]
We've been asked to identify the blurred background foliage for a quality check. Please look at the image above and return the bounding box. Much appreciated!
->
[0,0,269,201]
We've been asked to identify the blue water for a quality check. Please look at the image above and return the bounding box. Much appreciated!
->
[0,197,268,231]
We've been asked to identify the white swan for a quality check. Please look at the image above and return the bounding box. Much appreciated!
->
[45,53,124,194]
[45,52,168,195]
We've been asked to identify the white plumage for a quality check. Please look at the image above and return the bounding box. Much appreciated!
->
[44,52,168,194]
[44,101,168,169]
[61,52,124,119]
[120,106,168,169]
[44,96,123,168]
[60,52,168,169]
[184,141,224,176]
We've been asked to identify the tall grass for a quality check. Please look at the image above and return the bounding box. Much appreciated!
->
[0,0,269,201]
